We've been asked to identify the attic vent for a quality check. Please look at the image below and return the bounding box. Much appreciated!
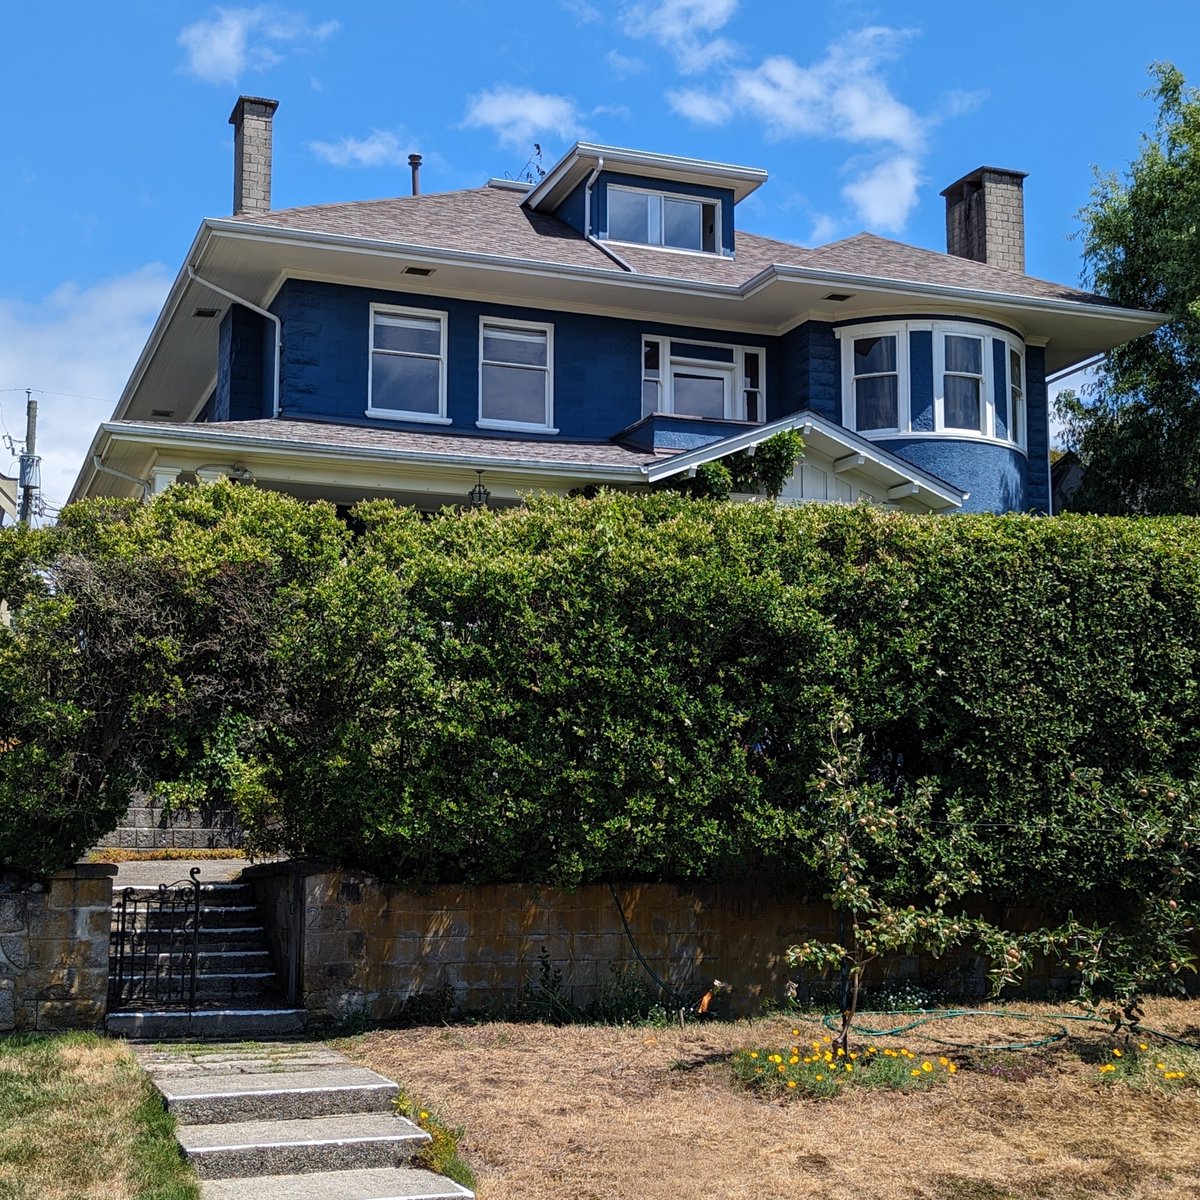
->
[193,307,221,318]
[823,293,854,302]
[403,266,435,277]
[150,408,175,418]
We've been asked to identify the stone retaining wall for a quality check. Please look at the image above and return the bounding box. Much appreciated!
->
[0,864,116,1031]
[249,866,1075,1027]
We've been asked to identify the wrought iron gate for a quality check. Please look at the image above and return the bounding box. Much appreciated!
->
[109,867,202,1008]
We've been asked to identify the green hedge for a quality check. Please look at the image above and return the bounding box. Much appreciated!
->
[1,487,1198,925]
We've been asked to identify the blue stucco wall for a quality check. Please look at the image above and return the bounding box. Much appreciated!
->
[618,413,750,452]
[271,279,777,440]
[590,171,737,254]
[882,438,1028,513]
[910,330,934,432]
[214,305,269,422]
[555,179,588,236]
[776,321,838,421]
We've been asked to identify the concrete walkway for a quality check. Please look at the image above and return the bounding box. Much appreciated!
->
[135,1041,473,1199]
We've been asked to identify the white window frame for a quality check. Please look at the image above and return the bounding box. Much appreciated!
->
[641,336,765,422]
[838,323,910,435]
[933,323,993,438]
[1007,343,1027,451]
[367,303,451,424]
[477,316,556,433]
[605,184,723,256]
[836,319,1028,455]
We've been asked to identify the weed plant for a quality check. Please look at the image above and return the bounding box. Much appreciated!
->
[393,1090,477,1190]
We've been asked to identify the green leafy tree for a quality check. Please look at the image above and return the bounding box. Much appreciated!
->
[1062,63,1200,513]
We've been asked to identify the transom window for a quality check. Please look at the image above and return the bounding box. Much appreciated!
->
[838,320,1027,451]
[641,338,763,421]
[368,305,449,422]
[607,185,719,254]
[478,319,554,431]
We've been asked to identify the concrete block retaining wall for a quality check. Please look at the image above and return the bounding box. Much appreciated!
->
[95,793,243,852]
[247,866,1073,1026]
[0,864,116,1032]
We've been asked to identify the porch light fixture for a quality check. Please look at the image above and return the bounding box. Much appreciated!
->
[468,470,490,508]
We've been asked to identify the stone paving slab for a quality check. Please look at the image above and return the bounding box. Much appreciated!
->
[159,1066,399,1124]
[179,1112,429,1179]
[199,1165,474,1199]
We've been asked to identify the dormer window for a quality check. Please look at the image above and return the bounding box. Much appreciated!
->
[607,185,719,254]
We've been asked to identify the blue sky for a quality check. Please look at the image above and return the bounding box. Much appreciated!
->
[3,0,1200,512]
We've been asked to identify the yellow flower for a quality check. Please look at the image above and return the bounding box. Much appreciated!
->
[922,1062,933,1072]
[1139,1043,1149,1051]
[1098,1064,1116,1074]
[749,1052,758,1059]
[789,1056,800,1065]
[836,1048,845,1057]
[777,1065,786,1073]
[815,1074,825,1081]
[947,1064,957,1074]
[1112,1049,1122,1058]
[823,1036,832,1044]
[787,1080,797,1089]
[419,1110,430,1119]
[867,1047,876,1055]
[792,1029,801,1037]
[1157,1062,1167,1070]
[911,1069,921,1077]
[938,1057,949,1066]
[849,1052,858,1060]
[844,1064,853,1074]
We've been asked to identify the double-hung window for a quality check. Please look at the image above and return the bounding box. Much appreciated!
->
[1008,346,1026,448]
[478,319,554,431]
[850,334,900,432]
[941,332,985,432]
[607,186,719,254]
[368,305,449,422]
[641,337,764,422]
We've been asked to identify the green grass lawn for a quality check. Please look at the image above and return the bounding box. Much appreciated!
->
[0,1032,198,1200]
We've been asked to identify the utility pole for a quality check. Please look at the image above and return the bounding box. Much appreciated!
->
[17,388,39,526]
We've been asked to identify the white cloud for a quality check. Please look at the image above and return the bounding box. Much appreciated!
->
[604,49,646,76]
[941,88,988,119]
[668,26,938,230]
[807,213,840,246]
[462,86,586,151]
[178,7,339,85]
[561,0,602,21]
[841,153,922,232]
[310,130,411,168]
[0,266,172,517]
[623,0,739,73]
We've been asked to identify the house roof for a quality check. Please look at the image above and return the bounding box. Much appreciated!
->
[228,185,1114,308]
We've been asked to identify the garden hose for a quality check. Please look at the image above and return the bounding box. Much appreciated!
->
[821,1007,1200,1052]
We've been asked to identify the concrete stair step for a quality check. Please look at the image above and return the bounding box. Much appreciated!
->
[106,1006,306,1040]
[160,1066,399,1124]
[120,949,275,972]
[198,1165,474,1198]
[179,1113,429,1179]
[111,971,280,1002]
[118,925,270,952]
[117,904,262,930]
[118,881,256,905]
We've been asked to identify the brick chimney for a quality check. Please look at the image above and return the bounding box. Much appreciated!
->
[229,96,279,216]
[940,167,1028,274]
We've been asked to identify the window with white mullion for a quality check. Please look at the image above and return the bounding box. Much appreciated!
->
[479,319,553,430]
[642,337,665,418]
[369,306,448,421]
[607,185,719,254]
[941,333,986,433]
[640,336,765,422]
[1009,345,1026,448]
[851,334,900,432]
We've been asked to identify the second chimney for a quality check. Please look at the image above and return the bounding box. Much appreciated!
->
[229,96,279,216]
[941,166,1028,274]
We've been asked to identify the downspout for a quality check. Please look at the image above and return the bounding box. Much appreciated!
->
[583,157,634,273]
[92,455,151,499]
[186,265,283,417]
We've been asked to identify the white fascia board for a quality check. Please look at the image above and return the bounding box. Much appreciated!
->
[97,422,646,482]
[524,142,768,211]
[642,411,966,510]
[67,424,114,505]
[758,264,1165,329]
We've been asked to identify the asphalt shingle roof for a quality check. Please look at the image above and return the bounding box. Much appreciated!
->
[115,417,659,470]
[229,184,1114,307]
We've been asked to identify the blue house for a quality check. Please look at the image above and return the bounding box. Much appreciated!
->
[71,96,1162,514]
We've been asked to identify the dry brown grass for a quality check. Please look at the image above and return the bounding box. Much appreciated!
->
[86,848,246,863]
[0,1032,197,1200]
[340,1000,1200,1200]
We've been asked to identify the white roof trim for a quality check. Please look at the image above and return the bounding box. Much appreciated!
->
[524,141,768,211]
[93,421,648,480]
[641,410,967,511]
